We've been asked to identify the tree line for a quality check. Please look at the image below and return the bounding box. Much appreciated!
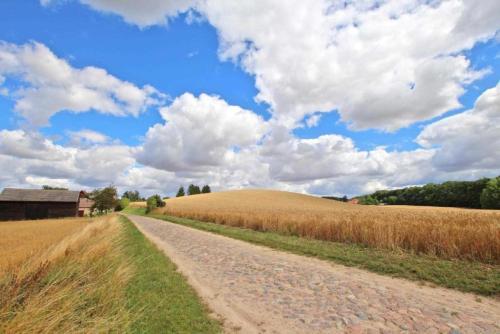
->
[356,176,500,209]
[74,184,213,215]
[175,184,211,197]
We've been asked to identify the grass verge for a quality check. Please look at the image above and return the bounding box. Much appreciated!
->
[125,207,500,297]
[120,215,221,333]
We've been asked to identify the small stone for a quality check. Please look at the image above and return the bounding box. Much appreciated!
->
[356,312,368,320]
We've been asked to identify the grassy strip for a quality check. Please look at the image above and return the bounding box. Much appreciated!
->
[120,215,221,334]
[125,207,499,296]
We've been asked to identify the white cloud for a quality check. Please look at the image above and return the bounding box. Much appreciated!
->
[67,129,110,146]
[417,82,500,172]
[61,0,500,131]
[136,92,268,172]
[0,41,164,126]
[0,129,72,161]
[42,0,196,27]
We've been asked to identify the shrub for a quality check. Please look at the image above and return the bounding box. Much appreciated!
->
[115,198,130,211]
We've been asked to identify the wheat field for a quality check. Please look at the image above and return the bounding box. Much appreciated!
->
[0,217,91,271]
[159,190,500,263]
[0,215,133,333]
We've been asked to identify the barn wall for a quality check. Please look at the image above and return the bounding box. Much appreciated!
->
[0,201,78,221]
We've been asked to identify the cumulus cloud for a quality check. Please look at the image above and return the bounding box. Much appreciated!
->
[417,82,500,172]
[136,93,268,172]
[58,0,500,131]
[0,41,164,126]
[0,129,72,161]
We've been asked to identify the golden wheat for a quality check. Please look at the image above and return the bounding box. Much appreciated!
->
[128,201,146,208]
[159,190,500,263]
[0,217,90,271]
[0,215,134,333]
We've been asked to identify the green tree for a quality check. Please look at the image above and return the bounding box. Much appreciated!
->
[480,177,500,209]
[146,196,157,214]
[150,194,165,207]
[386,196,398,205]
[122,190,141,202]
[201,185,211,194]
[90,186,118,214]
[176,186,185,197]
[188,184,201,196]
[359,195,379,205]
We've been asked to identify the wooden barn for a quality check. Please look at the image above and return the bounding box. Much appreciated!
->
[0,188,84,221]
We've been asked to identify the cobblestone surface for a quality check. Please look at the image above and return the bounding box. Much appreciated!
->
[127,215,500,334]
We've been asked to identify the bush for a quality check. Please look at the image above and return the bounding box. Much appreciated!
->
[115,198,130,211]
[481,177,500,209]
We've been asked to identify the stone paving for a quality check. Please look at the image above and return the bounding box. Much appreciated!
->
[127,215,500,334]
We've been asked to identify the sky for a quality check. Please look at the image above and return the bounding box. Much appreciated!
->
[0,0,499,197]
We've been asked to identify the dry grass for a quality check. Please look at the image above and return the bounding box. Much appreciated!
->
[0,215,133,333]
[160,190,500,263]
[0,218,90,272]
[128,201,146,208]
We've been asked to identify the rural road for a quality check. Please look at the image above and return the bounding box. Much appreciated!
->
[127,215,500,334]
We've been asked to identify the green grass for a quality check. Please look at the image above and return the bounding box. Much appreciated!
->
[120,215,221,333]
[124,207,500,296]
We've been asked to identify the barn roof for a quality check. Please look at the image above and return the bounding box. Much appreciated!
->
[0,188,82,203]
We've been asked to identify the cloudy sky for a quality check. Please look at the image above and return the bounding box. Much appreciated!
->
[0,0,499,197]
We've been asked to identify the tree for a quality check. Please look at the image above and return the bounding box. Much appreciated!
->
[42,185,68,190]
[341,195,348,202]
[481,177,500,209]
[176,186,185,197]
[358,195,379,205]
[146,196,157,214]
[201,185,211,194]
[188,184,201,195]
[151,194,165,207]
[122,190,141,202]
[90,186,118,214]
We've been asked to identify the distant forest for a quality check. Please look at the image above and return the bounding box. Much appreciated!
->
[356,176,500,209]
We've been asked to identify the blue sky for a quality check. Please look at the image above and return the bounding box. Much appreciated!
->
[0,1,499,196]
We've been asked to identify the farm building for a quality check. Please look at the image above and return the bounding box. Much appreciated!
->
[78,198,95,216]
[0,188,84,221]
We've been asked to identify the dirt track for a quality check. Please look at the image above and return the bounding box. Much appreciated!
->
[127,214,500,334]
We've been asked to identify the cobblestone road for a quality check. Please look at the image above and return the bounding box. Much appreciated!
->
[127,215,500,334]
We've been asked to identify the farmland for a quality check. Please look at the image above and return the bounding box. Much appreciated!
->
[158,190,500,264]
[0,215,220,333]
[0,217,90,271]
